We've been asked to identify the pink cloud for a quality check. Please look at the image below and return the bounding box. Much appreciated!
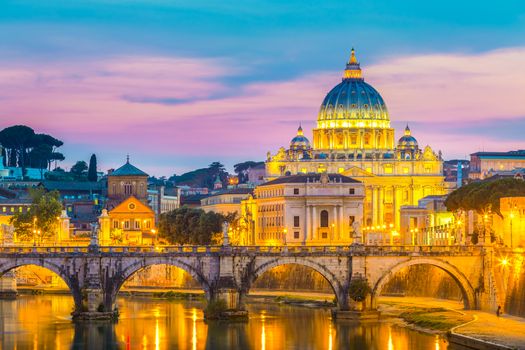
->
[366,47,525,122]
[1,47,524,174]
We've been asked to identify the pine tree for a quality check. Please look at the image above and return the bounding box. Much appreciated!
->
[87,154,98,182]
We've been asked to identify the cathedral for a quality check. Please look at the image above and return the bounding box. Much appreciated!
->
[265,49,449,230]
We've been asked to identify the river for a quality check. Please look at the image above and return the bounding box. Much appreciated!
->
[0,294,449,349]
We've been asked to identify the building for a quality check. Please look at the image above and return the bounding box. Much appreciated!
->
[398,195,454,246]
[99,197,156,245]
[265,49,448,230]
[240,173,364,246]
[148,186,180,218]
[469,150,525,180]
[0,146,49,180]
[246,163,266,186]
[493,197,525,248]
[106,157,149,209]
[200,188,253,215]
[100,159,156,245]
[443,160,470,186]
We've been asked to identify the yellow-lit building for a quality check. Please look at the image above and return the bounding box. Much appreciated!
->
[99,159,157,245]
[240,173,365,246]
[200,188,253,216]
[265,49,449,230]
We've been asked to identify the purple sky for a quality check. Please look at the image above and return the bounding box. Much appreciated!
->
[1,1,524,176]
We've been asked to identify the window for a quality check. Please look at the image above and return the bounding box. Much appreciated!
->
[294,216,300,227]
[322,232,328,239]
[124,183,132,195]
[145,220,151,229]
[124,220,130,229]
[134,220,140,229]
[2,207,5,212]
[113,221,119,229]
[293,188,299,195]
[349,188,355,195]
[294,231,300,239]
[349,216,355,226]
[320,210,329,227]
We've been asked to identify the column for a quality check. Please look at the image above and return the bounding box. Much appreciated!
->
[392,185,397,228]
[372,187,378,226]
[338,205,344,241]
[378,187,384,227]
[305,205,310,245]
[332,206,337,242]
[312,206,318,241]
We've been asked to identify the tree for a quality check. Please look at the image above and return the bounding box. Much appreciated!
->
[0,126,65,172]
[234,161,264,183]
[88,154,98,182]
[0,125,35,169]
[11,188,63,243]
[70,161,88,178]
[158,207,228,245]
[445,178,525,217]
[348,277,371,302]
[169,162,230,189]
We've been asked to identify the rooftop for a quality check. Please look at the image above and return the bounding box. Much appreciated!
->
[42,181,105,192]
[110,159,148,177]
[261,173,360,186]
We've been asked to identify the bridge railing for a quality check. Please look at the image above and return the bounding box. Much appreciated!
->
[0,244,485,255]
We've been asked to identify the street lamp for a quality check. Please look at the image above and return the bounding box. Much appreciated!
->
[510,212,515,248]
[283,228,288,246]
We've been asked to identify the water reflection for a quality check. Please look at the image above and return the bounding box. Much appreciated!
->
[0,295,449,349]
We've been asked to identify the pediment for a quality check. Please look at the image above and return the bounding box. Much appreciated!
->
[109,196,154,214]
[342,166,376,178]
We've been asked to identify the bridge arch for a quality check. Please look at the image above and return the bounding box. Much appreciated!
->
[0,259,81,307]
[245,257,348,309]
[372,258,477,309]
[107,257,211,309]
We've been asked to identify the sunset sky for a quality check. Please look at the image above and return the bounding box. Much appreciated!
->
[1,1,525,176]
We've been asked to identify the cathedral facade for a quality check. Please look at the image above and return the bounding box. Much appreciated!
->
[265,49,449,230]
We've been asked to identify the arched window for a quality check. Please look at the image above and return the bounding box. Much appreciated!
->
[320,210,329,227]
[124,182,132,195]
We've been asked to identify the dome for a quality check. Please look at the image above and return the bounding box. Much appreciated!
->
[290,125,311,151]
[397,125,418,150]
[317,49,389,129]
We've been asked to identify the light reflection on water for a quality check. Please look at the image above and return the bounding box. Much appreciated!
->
[0,295,449,349]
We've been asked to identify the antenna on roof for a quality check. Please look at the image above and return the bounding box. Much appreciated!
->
[126,154,130,163]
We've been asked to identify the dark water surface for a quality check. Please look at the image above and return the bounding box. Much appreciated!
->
[0,295,449,349]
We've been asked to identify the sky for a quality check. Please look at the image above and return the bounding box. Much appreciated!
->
[1,0,525,176]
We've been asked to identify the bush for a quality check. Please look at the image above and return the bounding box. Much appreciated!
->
[204,299,228,319]
[348,277,371,302]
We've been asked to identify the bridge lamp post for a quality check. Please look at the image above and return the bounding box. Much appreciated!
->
[283,228,287,246]
[510,212,515,248]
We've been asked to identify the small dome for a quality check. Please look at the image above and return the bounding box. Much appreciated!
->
[397,125,418,150]
[290,125,311,151]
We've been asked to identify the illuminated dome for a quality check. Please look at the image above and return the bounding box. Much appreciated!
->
[397,125,418,150]
[317,49,389,129]
[290,125,311,151]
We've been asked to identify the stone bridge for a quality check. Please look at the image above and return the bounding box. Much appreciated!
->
[0,244,506,320]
